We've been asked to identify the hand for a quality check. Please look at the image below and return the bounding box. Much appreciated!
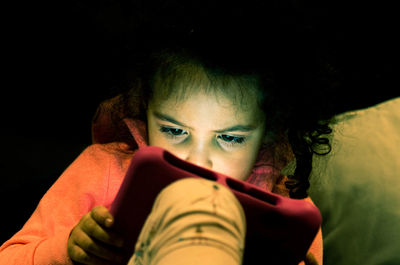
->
[67,206,129,265]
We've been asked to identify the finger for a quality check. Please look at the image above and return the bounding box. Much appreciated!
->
[72,226,126,264]
[91,205,115,228]
[82,214,124,248]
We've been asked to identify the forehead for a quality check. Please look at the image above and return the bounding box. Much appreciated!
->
[149,88,265,125]
[148,59,266,125]
[151,64,262,108]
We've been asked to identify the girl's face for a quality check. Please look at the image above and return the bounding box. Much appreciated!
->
[147,88,267,181]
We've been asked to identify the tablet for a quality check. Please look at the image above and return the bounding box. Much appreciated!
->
[110,146,321,264]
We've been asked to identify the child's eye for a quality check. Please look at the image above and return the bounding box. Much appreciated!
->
[217,134,247,148]
[159,126,188,141]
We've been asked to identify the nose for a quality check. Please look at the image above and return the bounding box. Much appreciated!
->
[185,147,213,170]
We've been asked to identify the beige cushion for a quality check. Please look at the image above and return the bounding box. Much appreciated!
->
[308,97,400,265]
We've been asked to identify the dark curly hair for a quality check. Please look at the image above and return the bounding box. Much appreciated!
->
[106,2,337,199]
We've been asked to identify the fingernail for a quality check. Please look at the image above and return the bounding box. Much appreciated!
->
[105,218,113,227]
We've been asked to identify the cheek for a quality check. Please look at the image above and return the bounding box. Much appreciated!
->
[147,121,165,147]
[215,137,263,180]
[148,131,169,149]
[148,131,160,146]
[147,125,187,159]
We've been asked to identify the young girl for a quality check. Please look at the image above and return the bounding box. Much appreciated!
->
[0,7,334,265]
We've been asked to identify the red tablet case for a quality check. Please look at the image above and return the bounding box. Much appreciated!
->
[110,146,321,264]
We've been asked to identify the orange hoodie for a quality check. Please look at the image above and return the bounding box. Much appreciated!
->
[0,100,322,264]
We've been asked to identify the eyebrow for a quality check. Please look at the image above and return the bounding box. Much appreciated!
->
[152,111,257,133]
[153,111,191,129]
[214,124,257,133]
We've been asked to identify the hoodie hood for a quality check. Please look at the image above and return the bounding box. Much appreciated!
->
[92,97,293,196]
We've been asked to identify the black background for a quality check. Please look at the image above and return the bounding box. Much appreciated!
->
[1,1,398,243]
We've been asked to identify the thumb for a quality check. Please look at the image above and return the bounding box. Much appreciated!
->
[91,205,114,228]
